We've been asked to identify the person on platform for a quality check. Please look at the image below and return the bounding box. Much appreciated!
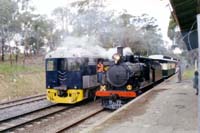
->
[177,60,182,83]
[193,70,198,95]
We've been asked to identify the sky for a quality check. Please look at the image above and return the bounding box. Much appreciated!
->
[32,0,179,52]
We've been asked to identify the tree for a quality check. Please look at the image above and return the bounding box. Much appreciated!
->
[167,15,186,50]
[52,7,71,34]
[132,14,166,55]
[0,0,18,61]
[51,0,169,56]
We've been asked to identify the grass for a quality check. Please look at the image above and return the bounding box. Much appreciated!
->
[183,68,195,80]
[0,72,45,101]
[0,58,46,102]
[0,62,43,74]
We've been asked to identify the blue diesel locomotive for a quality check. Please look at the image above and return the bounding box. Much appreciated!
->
[45,56,100,104]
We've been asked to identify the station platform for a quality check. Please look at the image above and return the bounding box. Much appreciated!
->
[83,75,198,133]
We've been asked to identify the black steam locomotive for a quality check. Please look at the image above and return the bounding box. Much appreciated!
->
[96,47,177,109]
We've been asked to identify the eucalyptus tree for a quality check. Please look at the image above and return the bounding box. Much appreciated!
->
[16,0,56,55]
[168,15,197,65]
[131,14,167,55]
[0,0,19,61]
[52,7,72,35]
[51,0,167,56]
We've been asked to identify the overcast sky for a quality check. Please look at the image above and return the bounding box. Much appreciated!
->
[32,0,173,47]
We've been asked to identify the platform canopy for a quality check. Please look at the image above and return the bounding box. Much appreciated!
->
[170,0,200,50]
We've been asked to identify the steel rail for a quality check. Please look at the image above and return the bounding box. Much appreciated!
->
[55,108,104,133]
[0,105,73,132]
[0,96,46,110]
[0,94,45,106]
[0,103,56,122]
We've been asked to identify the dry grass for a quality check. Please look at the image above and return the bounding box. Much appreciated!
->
[183,68,195,80]
[0,72,45,102]
[0,56,46,102]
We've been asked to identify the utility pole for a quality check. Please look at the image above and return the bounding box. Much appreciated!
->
[196,14,200,133]
[1,38,5,61]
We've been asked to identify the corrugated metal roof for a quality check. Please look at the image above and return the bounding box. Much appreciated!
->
[170,0,199,50]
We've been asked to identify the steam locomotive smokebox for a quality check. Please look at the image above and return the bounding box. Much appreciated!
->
[106,64,129,87]
[117,47,123,56]
[106,62,144,87]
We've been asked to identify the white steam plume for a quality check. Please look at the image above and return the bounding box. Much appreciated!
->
[46,36,133,59]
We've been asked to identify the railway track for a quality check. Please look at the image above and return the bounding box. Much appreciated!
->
[0,104,71,132]
[0,100,107,133]
[55,107,104,133]
[0,80,167,133]
[0,77,173,133]
[0,94,46,110]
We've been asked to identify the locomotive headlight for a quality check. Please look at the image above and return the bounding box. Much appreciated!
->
[112,53,121,63]
[126,85,132,90]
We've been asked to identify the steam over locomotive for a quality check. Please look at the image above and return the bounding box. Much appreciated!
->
[96,47,177,109]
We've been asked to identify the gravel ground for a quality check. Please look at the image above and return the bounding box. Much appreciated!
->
[64,110,111,133]
[13,100,107,133]
[0,99,53,121]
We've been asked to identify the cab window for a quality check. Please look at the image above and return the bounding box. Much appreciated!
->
[47,60,54,71]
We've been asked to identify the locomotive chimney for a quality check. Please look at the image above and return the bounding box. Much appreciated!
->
[117,47,123,57]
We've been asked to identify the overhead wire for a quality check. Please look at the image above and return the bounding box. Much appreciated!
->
[187,21,197,50]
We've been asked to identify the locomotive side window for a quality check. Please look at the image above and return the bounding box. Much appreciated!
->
[47,60,55,71]
[68,59,80,71]
[60,59,68,71]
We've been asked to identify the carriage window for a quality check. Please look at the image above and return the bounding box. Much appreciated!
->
[68,59,81,71]
[152,62,161,69]
[161,63,168,70]
[47,60,54,71]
